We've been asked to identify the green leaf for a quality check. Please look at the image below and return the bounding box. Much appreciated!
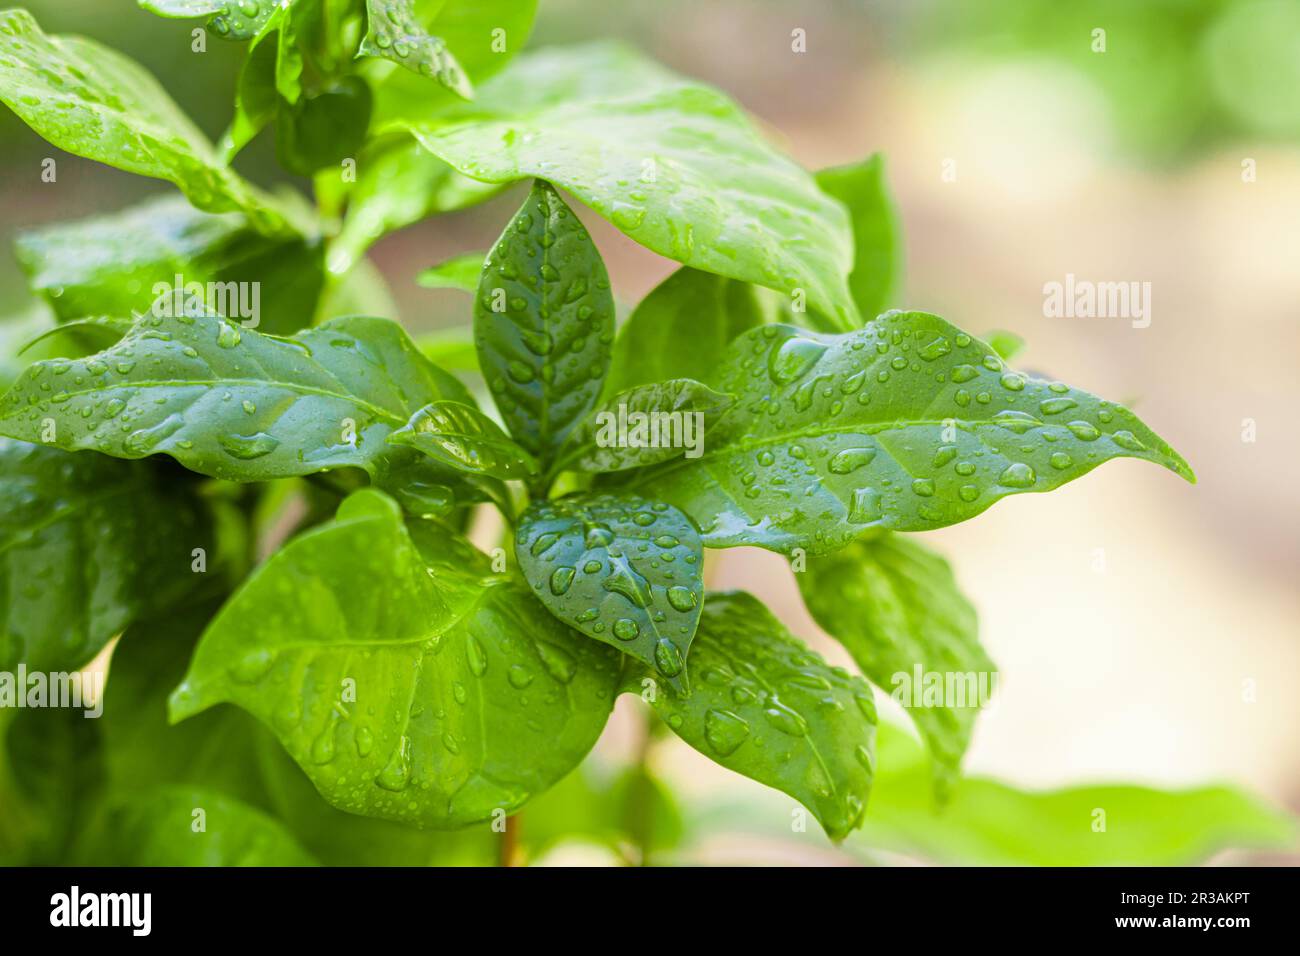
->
[633,312,1194,554]
[815,154,901,320]
[219,1,282,157]
[0,312,473,487]
[0,439,213,672]
[15,195,325,335]
[631,591,876,841]
[276,77,373,176]
[170,489,622,827]
[986,329,1025,361]
[328,137,503,276]
[515,492,703,694]
[388,399,538,481]
[415,325,479,375]
[796,533,994,793]
[0,10,285,233]
[417,251,486,293]
[605,267,772,396]
[255,735,498,865]
[474,180,615,462]
[397,43,858,329]
[0,706,103,865]
[80,786,318,866]
[560,378,735,474]
[368,0,539,124]
[17,317,134,357]
[361,0,473,99]
[141,1,275,41]
[857,723,1296,865]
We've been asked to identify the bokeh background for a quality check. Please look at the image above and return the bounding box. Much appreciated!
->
[1,0,1296,864]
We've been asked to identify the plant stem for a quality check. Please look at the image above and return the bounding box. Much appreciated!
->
[499,813,520,867]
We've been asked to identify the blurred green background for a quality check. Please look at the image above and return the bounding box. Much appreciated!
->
[1,0,1297,864]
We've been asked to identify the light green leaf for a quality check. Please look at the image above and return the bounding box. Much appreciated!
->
[474,180,615,462]
[15,195,325,335]
[631,590,877,841]
[857,723,1296,865]
[141,1,275,41]
[388,399,538,481]
[328,137,503,276]
[415,325,478,375]
[361,0,473,99]
[560,378,735,474]
[815,154,901,320]
[0,10,285,233]
[170,489,623,827]
[634,312,1194,554]
[0,312,473,488]
[986,329,1026,361]
[515,492,703,694]
[417,251,486,293]
[797,533,994,793]
[81,786,318,866]
[398,43,858,329]
[0,439,213,672]
[605,267,773,396]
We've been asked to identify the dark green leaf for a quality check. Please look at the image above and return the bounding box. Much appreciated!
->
[15,195,325,335]
[605,267,772,396]
[474,180,615,462]
[630,591,877,841]
[276,77,373,176]
[797,533,994,793]
[0,10,285,233]
[633,313,1194,554]
[417,251,486,293]
[398,43,858,329]
[361,0,473,99]
[388,399,538,481]
[0,439,213,671]
[170,489,622,827]
[561,378,735,474]
[515,492,703,694]
[0,311,472,486]
[79,786,318,865]
[219,1,282,157]
[815,154,901,320]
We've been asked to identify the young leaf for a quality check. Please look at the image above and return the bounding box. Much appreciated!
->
[360,0,473,99]
[79,787,318,866]
[796,533,995,793]
[604,268,772,396]
[559,379,735,474]
[0,10,285,233]
[417,251,487,293]
[388,400,538,481]
[396,43,859,330]
[815,154,902,320]
[170,489,623,828]
[416,326,479,375]
[276,77,373,176]
[329,137,503,278]
[0,311,472,485]
[633,312,1194,554]
[15,195,325,335]
[986,329,1026,361]
[0,439,213,672]
[629,591,877,841]
[515,493,703,694]
[474,180,615,462]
